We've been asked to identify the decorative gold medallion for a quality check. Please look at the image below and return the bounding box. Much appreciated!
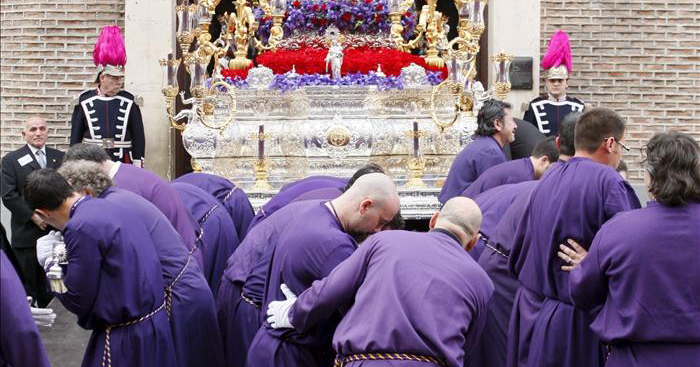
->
[326,126,351,147]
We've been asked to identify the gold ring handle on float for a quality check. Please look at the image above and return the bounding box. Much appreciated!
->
[197,80,237,132]
[430,38,476,133]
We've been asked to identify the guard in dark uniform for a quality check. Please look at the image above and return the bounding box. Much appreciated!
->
[523,30,585,137]
[70,25,145,167]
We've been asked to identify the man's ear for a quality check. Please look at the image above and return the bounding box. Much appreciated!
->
[603,137,615,153]
[34,208,49,220]
[359,199,373,215]
[555,136,561,150]
[493,119,504,132]
[428,211,439,229]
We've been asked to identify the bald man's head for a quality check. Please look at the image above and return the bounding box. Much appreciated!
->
[335,173,400,242]
[432,197,482,250]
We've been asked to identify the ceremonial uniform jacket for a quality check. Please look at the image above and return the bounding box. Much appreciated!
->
[522,96,584,137]
[70,89,145,165]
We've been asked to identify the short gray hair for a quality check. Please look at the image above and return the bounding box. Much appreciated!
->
[58,160,112,197]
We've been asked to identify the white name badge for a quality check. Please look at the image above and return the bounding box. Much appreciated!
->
[18,154,33,167]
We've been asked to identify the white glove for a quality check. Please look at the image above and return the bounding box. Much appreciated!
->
[36,230,63,269]
[266,284,297,329]
[132,159,143,168]
[27,297,56,327]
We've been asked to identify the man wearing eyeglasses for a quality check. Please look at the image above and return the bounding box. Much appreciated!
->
[506,107,640,367]
[439,99,516,204]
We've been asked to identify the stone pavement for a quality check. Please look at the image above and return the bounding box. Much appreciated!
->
[38,299,90,367]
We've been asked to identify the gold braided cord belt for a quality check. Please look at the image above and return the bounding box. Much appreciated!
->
[334,353,446,367]
[101,205,222,367]
[101,300,167,367]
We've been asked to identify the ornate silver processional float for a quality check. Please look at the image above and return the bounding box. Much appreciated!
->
[160,0,512,218]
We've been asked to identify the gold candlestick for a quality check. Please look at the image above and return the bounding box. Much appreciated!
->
[405,156,427,188]
[252,159,273,191]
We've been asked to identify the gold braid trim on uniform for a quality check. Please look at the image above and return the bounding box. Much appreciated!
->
[334,352,446,367]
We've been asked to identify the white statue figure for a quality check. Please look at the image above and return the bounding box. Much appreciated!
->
[175,91,201,124]
[325,40,344,80]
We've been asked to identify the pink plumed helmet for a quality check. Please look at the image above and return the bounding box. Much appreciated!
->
[541,30,571,80]
[93,25,126,77]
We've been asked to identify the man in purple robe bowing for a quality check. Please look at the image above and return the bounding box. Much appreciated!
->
[0,249,51,367]
[246,173,400,367]
[218,167,401,367]
[63,143,200,265]
[174,172,255,240]
[57,160,225,367]
[560,131,700,367]
[265,197,493,367]
[245,164,385,234]
[468,181,539,367]
[507,107,641,367]
[469,181,539,261]
[172,182,240,293]
[462,137,558,199]
[439,99,516,204]
[24,169,177,367]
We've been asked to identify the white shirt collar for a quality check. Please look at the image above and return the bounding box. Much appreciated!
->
[548,93,567,102]
[109,161,122,179]
[27,144,46,156]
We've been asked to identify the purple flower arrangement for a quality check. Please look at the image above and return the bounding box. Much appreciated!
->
[255,0,417,40]
[223,70,444,93]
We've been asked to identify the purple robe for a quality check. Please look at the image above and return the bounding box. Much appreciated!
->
[471,181,538,260]
[570,201,700,367]
[174,172,255,240]
[218,201,322,367]
[506,157,641,367]
[468,183,537,367]
[0,250,51,367]
[290,187,343,203]
[60,197,177,367]
[439,135,506,204]
[288,229,494,367]
[171,182,240,293]
[462,158,535,199]
[246,176,347,235]
[246,201,357,367]
[100,187,224,367]
[112,163,200,266]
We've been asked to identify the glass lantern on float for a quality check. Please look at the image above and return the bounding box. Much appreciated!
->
[491,51,513,101]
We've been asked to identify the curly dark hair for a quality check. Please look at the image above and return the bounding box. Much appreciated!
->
[644,131,700,206]
[475,99,512,137]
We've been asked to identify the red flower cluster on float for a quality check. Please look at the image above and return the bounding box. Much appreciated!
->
[220,46,447,80]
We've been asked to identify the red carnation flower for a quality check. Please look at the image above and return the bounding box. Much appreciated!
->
[321,3,327,11]
[293,0,300,8]
[376,4,383,11]
[321,18,327,26]
[313,4,318,11]
[364,0,371,4]
[342,12,352,22]
[375,14,382,23]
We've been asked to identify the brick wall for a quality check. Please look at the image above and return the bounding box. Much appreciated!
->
[541,0,700,182]
[0,0,125,158]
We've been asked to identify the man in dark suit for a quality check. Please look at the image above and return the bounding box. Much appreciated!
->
[504,118,547,160]
[1,116,63,307]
